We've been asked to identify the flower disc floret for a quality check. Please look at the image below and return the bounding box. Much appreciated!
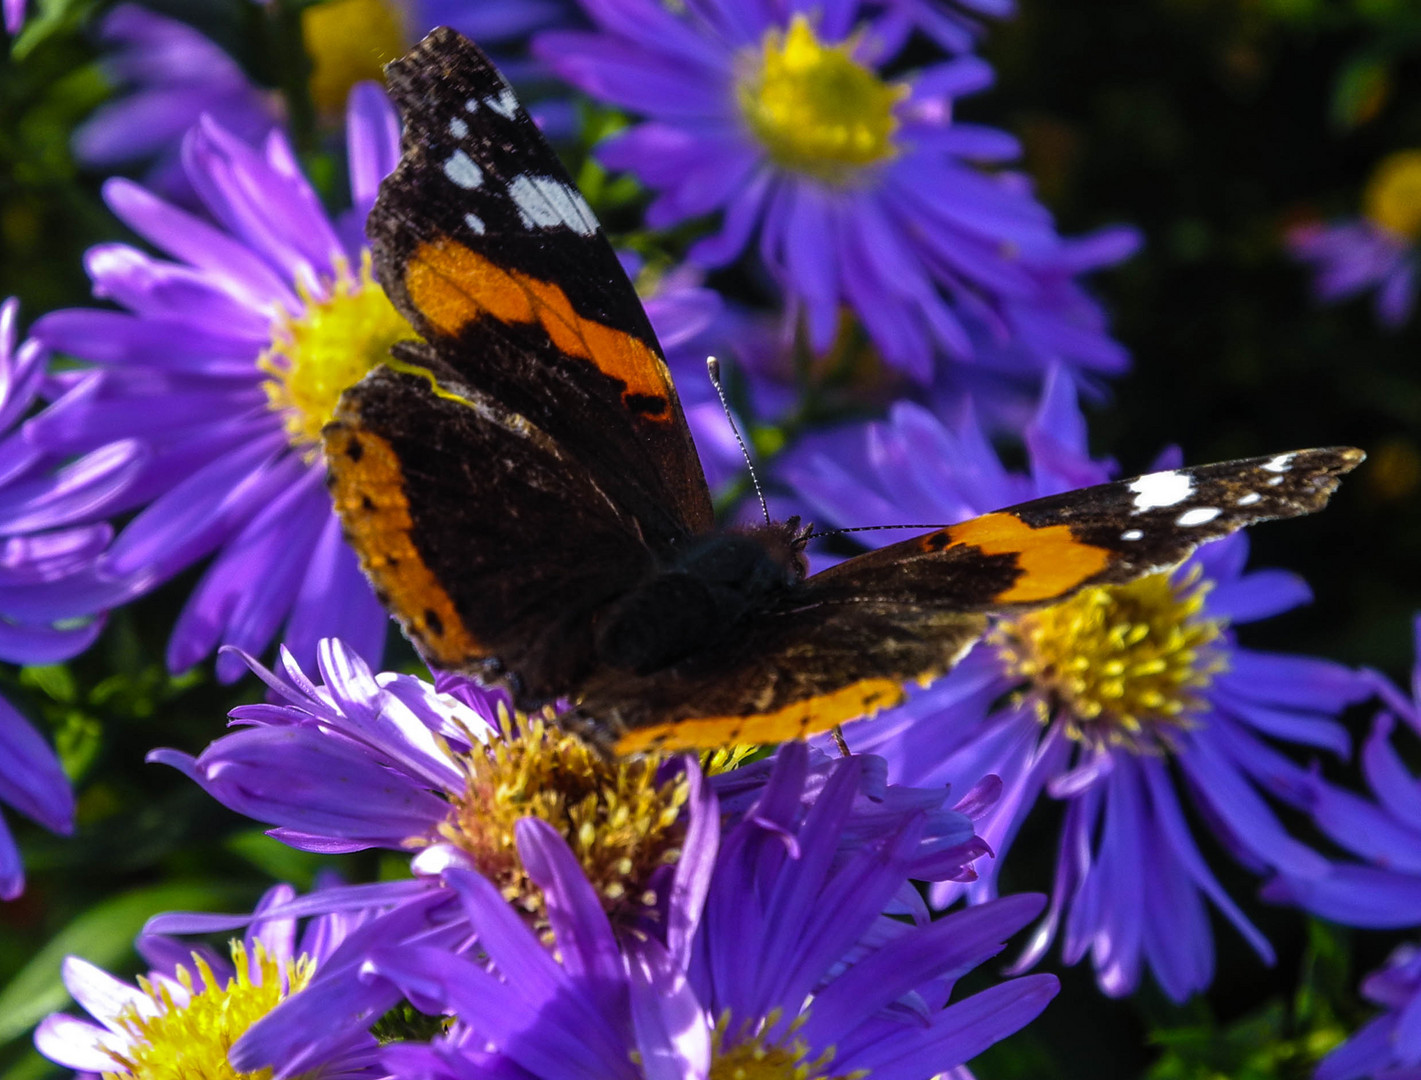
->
[993,569,1225,751]
[737,16,905,183]
[442,710,690,928]
[1365,150,1421,242]
[259,252,414,454]
[303,0,410,117]
[710,1010,861,1080]
[104,942,314,1080]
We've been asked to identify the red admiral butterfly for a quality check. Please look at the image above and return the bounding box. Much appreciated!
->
[324,29,1363,754]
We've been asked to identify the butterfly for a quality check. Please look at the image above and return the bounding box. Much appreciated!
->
[323,28,1363,756]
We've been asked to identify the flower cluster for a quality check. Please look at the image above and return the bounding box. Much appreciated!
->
[1,3,1415,1080]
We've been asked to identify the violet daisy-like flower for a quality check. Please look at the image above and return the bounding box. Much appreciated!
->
[1288,150,1421,329]
[33,92,408,681]
[538,0,1136,383]
[782,368,1373,1002]
[3,0,25,35]
[1262,616,1421,927]
[0,299,147,899]
[35,881,385,1080]
[367,745,1057,1080]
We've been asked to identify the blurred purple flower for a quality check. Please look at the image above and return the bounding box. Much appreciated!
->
[1288,220,1416,329]
[36,881,386,1080]
[539,0,1137,383]
[781,368,1372,1001]
[368,745,1057,1080]
[1263,617,1421,927]
[1288,150,1421,329]
[1314,944,1421,1080]
[76,1,579,195]
[0,299,147,898]
[4,0,25,35]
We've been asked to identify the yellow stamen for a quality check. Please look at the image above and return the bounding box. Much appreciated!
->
[737,16,907,183]
[437,709,690,930]
[259,252,414,456]
[102,942,315,1080]
[1364,150,1421,242]
[992,569,1227,752]
[302,0,410,118]
[709,1010,867,1080]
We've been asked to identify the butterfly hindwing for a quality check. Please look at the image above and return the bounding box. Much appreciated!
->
[368,27,712,545]
[806,447,1365,609]
[581,447,1364,753]
[327,346,656,702]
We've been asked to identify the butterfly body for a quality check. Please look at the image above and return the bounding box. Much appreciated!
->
[324,28,1363,755]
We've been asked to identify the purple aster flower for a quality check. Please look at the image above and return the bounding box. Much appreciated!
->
[76,1,579,194]
[0,299,147,898]
[366,745,1058,1080]
[4,0,24,35]
[538,0,1137,383]
[780,368,1373,1001]
[1262,617,1421,927]
[32,92,408,682]
[1288,150,1421,329]
[35,881,386,1080]
[1313,944,1421,1080]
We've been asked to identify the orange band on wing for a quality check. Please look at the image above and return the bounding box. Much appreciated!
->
[934,512,1112,603]
[404,238,673,420]
[325,422,481,665]
[612,677,905,755]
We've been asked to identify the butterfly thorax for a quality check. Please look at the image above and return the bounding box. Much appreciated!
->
[593,521,808,677]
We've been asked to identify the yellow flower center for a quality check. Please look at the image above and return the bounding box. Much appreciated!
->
[438,710,691,930]
[991,569,1227,752]
[1364,150,1421,241]
[259,252,414,455]
[709,1010,865,1080]
[302,0,410,118]
[102,942,315,1080]
[737,16,906,183]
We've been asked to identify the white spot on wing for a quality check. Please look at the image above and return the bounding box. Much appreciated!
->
[1128,470,1193,510]
[464,212,486,235]
[443,149,484,190]
[448,116,469,139]
[508,174,599,236]
[1121,529,1144,541]
[1263,453,1294,473]
[485,86,518,120]
[1176,506,1221,526]
[464,98,480,113]
[1236,492,1261,506]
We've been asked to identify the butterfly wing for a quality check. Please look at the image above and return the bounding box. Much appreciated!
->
[325,29,712,695]
[589,447,1363,753]
[367,28,711,543]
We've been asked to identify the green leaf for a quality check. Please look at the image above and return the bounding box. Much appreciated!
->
[0,882,246,1046]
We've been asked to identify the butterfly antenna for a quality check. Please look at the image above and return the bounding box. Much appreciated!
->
[707,356,770,526]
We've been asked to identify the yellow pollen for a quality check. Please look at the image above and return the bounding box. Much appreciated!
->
[991,569,1227,753]
[737,16,907,183]
[437,709,690,930]
[709,1010,866,1080]
[259,252,414,455]
[302,0,410,118]
[101,942,316,1080]
[1364,150,1421,241]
